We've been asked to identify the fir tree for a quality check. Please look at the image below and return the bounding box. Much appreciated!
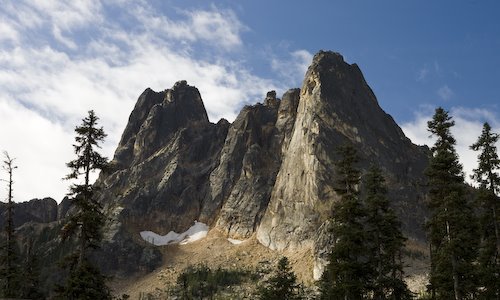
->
[20,241,44,300]
[319,144,369,299]
[259,257,303,300]
[425,107,479,299]
[57,110,111,299]
[0,151,21,299]
[364,165,412,300]
[470,122,500,299]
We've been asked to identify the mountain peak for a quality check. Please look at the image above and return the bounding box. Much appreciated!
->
[312,50,345,64]
[111,81,209,168]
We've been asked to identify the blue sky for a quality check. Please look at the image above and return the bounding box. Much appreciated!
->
[1,0,499,202]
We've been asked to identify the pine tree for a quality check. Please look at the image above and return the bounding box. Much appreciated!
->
[319,144,369,299]
[57,110,111,299]
[20,240,44,300]
[425,107,479,299]
[0,151,21,298]
[259,257,303,300]
[364,165,413,300]
[470,122,500,299]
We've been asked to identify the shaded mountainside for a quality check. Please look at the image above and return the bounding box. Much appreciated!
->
[10,51,430,281]
[0,197,57,228]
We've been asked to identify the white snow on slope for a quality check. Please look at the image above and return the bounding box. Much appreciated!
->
[140,221,209,246]
[227,238,245,245]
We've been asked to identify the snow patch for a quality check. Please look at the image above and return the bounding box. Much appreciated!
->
[313,258,327,280]
[227,238,245,245]
[140,221,208,246]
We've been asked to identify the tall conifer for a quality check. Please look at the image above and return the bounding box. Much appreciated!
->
[425,107,479,299]
[364,165,412,299]
[259,257,303,300]
[470,122,500,299]
[319,144,369,299]
[57,110,111,299]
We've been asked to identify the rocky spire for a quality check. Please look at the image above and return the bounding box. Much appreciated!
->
[112,81,209,168]
[256,50,428,278]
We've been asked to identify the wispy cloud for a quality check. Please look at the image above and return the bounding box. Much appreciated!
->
[0,21,19,43]
[130,3,246,51]
[437,85,453,101]
[417,67,429,81]
[271,49,313,87]
[0,1,278,202]
[402,106,500,184]
[416,61,442,82]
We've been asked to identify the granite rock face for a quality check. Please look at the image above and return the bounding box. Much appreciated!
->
[210,88,301,240]
[256,51,428,277]
[93,81,229,274]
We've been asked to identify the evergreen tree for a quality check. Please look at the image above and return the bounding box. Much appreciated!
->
[57,110,111,299]
[319,144,369,299]
[0,151,21,298]
[470,122,500,299]
[259,257,303,300]
[425,107,479,299]
[364,165,412,300]
[20,240,45,299]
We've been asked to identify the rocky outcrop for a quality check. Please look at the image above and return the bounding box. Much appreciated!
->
[209,91,282,239]
[0,197,58,228]
[210,89,301,239]
[93,81,229,274]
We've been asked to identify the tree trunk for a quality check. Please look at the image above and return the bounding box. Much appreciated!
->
[446,219,461,300]
[429,242,436,300]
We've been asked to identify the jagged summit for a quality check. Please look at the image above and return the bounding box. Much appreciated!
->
[255,50,429,278]
[112,80,209,168]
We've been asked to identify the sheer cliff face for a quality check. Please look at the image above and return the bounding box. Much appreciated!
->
[98,80,228,235]
[95,51,429,276]
[257,52,428,252]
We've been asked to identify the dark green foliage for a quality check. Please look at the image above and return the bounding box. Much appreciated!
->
[0,151,21,298]
[20,242,45,300]
[57,110,111,299]
[258,257,303,300]
[174,264,249,299]
[364,165,413,300]
[470,122,500,299]
[62,110,108,259]
[319,144,369,299]
[425,107,479,299]
[54,257,111,300]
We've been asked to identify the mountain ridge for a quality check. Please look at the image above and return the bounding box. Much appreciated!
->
[6,50,430,285]
[93,50,430,278]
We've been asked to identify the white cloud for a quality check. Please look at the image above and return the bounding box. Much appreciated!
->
[437,85,453,101]
[0,99,74,201]
[188,8,246,49]
[402,106,500,184]
[0,21,19,43]
[2,0,103,48]
[0,2,281,202]
[130,3,246,51]
[271,49,313,87]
